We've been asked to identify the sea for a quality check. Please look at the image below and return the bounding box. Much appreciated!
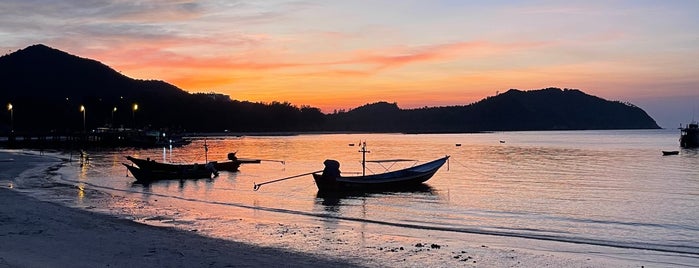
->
[9,129,699,267]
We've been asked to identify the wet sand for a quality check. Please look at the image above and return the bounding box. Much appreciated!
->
[0,150,689,267]
[0,151,359,267]
[0,188,367,267]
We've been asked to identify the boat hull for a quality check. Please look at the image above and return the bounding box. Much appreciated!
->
[126,156,209,171]
[662,151,679,156]
[123,163,214,182]
[212,161,241,172]
[212,159,260,172]
[312,156,449,192]
[124,156,216,182]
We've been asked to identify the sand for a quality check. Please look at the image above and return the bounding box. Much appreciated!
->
[0,150,693,267]
[0,151,360,268]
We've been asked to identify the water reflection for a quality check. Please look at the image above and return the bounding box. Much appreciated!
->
[130,177,217,189]
[315,184,436,212]
[57,131,699,257]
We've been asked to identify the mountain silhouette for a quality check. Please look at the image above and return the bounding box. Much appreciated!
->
[0,44,659,134]
[324,88,660,133]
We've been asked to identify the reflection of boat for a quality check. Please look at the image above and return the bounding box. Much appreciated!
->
[316,184,435,208]
[312,142,449,192]
[316,183,435,199]
[680,122,699,148]
[211,152,262,172]
[662,151,679,156]
[124,156,217,182]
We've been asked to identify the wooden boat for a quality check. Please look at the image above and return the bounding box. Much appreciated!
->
[124,156,217,182]
[311,142,449,192]
[680,122,699,148]
[211,152,262,172]
[123,163,215,182]
[662,150,679,156]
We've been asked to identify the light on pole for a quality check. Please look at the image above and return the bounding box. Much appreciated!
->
[80,105,86,133]
[111,107,117,128]
[7,103,13,133]
[132,103,138,129]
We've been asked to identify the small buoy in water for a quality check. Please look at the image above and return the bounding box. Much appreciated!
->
[455,143,462,147]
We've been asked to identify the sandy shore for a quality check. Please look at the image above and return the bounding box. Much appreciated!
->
[0,150,694,268]
[0,151,360,268]
[0,188,366,268]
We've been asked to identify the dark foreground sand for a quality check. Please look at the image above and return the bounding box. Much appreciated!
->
[0,188,364,268]
[0,151,360,268]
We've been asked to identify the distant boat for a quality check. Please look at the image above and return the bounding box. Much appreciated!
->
[124,156,217,182]
[680,122,699,148]
[312,142,449,192]
[662,151,679,156]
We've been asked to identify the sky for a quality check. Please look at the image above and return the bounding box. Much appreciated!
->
[1,0,698,128]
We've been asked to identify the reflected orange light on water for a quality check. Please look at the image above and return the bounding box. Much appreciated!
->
[59,131,699,263]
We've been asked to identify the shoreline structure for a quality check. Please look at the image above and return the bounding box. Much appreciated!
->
[0,150,691,267]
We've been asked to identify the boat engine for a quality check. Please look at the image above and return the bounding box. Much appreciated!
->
[321,159,341,181]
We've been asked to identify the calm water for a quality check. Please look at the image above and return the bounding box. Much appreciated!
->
[19,129,699,264]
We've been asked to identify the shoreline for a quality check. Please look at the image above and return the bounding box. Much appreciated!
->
[1,149,695,267]
[0,188,362,268]
[0,150,362,268]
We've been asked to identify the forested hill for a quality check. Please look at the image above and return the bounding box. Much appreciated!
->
[326,88,660,133]
[0,44,659,134]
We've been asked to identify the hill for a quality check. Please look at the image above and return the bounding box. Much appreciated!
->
[325,88,659,133]
[0,44,324,133]
[0,44,659,134]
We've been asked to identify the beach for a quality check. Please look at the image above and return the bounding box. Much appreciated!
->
[0,149,692,267]
[0,150,362,268]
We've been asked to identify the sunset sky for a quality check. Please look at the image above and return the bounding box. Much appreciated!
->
[1,1,697,127]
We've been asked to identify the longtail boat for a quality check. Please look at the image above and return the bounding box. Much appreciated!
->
[312,142,449,192]
[124,156,217,182]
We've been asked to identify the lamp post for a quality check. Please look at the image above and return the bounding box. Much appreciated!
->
[132,103,138,129]
[80,105,86,133]
[111,107,117,128]
[7,103,13,133]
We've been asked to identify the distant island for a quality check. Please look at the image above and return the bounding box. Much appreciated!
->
[0,44,659,135]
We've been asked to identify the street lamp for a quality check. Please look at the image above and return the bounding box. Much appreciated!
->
[132,103,138,129]
[80,105,86,133]
[7,103,13,133]
[111,107,117,128]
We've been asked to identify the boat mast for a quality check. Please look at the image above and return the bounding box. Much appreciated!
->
[359,141,370,176]
[204,138,209,163]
